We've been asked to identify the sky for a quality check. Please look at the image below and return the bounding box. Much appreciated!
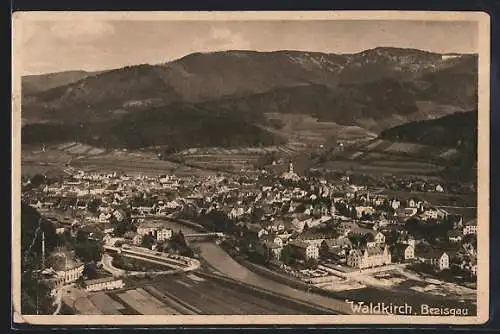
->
[17,19,479,75]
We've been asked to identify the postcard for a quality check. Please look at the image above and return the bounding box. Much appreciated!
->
[11,10,490,326]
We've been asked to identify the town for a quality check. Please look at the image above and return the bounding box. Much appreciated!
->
[20,154,479,316]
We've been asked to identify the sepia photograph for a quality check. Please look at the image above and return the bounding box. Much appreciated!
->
[11,11,490,325]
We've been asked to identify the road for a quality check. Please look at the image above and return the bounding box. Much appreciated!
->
[101,253,125,276]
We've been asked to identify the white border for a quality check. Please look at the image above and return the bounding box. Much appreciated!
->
[11,10,491,326]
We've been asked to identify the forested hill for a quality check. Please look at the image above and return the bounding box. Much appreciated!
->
[379,110,477,152]
[379,110,478,180]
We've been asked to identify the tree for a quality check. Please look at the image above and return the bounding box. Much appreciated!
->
[334,202,349,216]
[76,230,89,243]
[84,262,99,279]
[361,233,375,246]
[384,229,400,246]
[360,211,372,221]
[180,246,195,258]
[21,203,58,270]
[21,274,54,315]
[463,233,477,248]
[87,199,102,214]
[251,207,265,223]
[30,174,47,188]
[75,240,103,263]
[349,207,358,219]
[280,245,294,266]
[140,234,155,250]
[319,241,330,259]
[348,232,373,248]
[305,257,318,269]
[113,219,136,237]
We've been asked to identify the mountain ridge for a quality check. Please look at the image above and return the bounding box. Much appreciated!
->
[20,47,478,151]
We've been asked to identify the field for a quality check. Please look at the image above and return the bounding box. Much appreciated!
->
[308,135,475,182]
[350,139,462,162]
[318,159,444,180]
[21,143,220,177]
[114,288,180,315]
[263,113,377,145]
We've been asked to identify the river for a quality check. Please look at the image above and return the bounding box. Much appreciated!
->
[157,219,352,313]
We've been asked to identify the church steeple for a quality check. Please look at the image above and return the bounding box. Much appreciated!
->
[288,160,294,174]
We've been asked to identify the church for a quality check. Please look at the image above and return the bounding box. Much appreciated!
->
[281,160,300,181]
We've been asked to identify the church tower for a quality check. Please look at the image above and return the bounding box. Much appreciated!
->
[288,160,294,174]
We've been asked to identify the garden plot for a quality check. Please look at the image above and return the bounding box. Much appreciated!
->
[384,142,427,155]
[89,293,125,315]
[116,288,180,315]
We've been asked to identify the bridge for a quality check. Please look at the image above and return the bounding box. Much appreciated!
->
[185,232,224,238]
[184,232,225,242]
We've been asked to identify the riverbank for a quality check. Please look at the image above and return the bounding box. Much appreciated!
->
[196,241,353,314]
[232,256,477,315]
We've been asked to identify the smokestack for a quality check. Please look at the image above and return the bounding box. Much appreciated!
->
[41,231,46,270]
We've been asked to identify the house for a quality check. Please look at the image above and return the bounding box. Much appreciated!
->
[299,232,336,247]
[156,228,173,241]
[415,248,450,271]
[391,243,415,263]
[463,219,477,235]
[268,220,285,233]
[54,225,66,235]
[337,221,359,235]
[320,237,352,258]
[85,276,125,292]
[374,231,386,244]
[288,239,319,260]
[347,244,391,269]
[291,214,314,232]
[349,226,378,240]
[265,236,284,247]
[391,199,401,210]
[123,231,136,240]
[136,221,164,236]
[112,209,126,222]
[447,230,463,243]
[421,207,446,221]
[354,206,375,219]
[470,259,477,277]
[103,234,113,245]
[246,223,269,240]
[256,240,283,260]
[404,207,418,217]
[229,207,246,219]
[312,204,329,217]
[407,198,419,208]
[46,248,85,285]
[96,223,115,235]
[98,212,112,223]
[132,234,143,246]
[276,230,294,242]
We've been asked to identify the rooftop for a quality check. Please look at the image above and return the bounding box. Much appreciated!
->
[85,275,121,285]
